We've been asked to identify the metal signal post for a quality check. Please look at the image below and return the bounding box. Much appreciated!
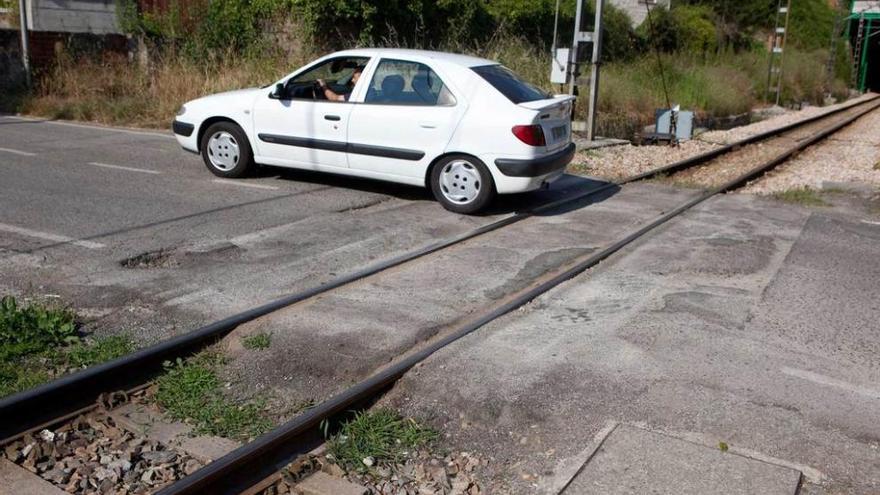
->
[18,0,31,87]
[567,0,605,141]
[766,0,792,105]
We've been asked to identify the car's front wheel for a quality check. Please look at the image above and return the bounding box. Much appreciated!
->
[200,122,255,178]
[430,154,496,214]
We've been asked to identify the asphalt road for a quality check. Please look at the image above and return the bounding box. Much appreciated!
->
[3,115,879,494]
[0,115,593,342]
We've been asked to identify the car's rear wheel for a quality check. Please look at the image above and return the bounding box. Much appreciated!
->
[430,155,496,214]
[200,122,254,178]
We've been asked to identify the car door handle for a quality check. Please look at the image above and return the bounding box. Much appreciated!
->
[419,121,437,129]
[324,115,341,121]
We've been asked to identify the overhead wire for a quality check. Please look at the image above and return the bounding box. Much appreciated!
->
[644,1,672,113]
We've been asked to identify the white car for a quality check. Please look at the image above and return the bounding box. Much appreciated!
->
[172,48,575,213]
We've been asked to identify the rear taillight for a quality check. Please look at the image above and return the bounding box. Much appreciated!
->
[511,125,546,146]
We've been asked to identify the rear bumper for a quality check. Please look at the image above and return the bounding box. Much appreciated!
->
[494,142,575,177]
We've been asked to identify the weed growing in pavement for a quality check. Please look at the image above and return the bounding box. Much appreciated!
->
[327,409,438,473]
[0,296,134,398]
[771,187,829,207]
[66,335,134,367]
[0,295,77,360]
[242,333,271,350]
[154,352,273,440]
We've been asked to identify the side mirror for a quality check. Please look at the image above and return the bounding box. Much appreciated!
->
[270,83,285,100]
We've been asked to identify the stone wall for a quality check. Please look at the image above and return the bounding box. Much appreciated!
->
[25,0,120,34]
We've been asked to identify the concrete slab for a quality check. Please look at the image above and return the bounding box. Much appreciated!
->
[295,471,368,495]
[384,193,880,494]
[573,136,630,151]
[108,403,239,463]
[0,459,68,495]
[563,425,801,495]
[219,182,698,411]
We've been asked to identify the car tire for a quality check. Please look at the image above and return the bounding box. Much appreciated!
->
[200,122,255,178]
[430,154,496,214]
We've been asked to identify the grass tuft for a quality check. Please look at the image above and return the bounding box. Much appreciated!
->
[66,335,134,368]
[328,409,437,473]
[874,161,880,171]
[0,295,77,361]
[771,187,829,207]
[154,352,273,440]
[242,333,271,350]
[0,295,134,397]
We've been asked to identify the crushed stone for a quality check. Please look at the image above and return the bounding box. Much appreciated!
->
[2,414,203,494]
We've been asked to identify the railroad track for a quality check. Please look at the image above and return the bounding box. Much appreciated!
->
[2,94,878,495]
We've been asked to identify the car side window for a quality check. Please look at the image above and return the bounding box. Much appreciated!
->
[286,56,370,100]
[365,59,456,106]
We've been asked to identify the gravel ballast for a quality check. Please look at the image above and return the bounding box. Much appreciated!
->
[572,94,878,183]
[744,107,880,194]
[2,414,203,494]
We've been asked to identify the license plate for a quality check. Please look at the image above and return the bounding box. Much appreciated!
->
[552,125,567,141]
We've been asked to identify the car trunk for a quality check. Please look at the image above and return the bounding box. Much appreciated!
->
[518,96,575,153]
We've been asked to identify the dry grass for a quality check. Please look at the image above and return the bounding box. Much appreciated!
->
[23,50,316,128]
[15,35,846,137]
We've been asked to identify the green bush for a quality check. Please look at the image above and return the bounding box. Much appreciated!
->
[637,4,678,53]
[600,3,639,62]
[673,5,718,55]
[787,0,840,50]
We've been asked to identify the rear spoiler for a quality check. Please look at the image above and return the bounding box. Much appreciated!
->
[517,95,576,111]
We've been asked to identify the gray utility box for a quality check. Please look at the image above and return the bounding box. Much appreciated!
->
[655,109,694,141]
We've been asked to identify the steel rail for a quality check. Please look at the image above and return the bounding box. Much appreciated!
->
[1,94,876,443]
[156,99,880,495]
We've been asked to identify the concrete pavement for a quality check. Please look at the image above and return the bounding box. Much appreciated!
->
[383,192,880,494]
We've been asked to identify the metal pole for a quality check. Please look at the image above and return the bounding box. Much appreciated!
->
[859,19,872,91]
[568,0,584,96]
[766,0,783,102]
[18,0,32,87]
[775,0,793,106]
[586,0,604,141]
[825,15,841,97]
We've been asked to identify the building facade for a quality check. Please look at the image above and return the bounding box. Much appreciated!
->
[609,0,671,27]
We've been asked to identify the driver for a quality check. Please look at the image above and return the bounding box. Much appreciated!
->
[317,65,364,102]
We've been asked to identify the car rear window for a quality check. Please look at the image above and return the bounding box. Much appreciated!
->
[472,65,550,104]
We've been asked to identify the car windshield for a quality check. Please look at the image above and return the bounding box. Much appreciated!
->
[472,65,551,104]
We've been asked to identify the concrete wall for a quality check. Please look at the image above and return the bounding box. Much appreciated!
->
[852,1,880,15]
[609,0,670,27]
[25,0,120,34]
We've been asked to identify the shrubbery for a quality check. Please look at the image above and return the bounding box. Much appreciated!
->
[12,0,841,138]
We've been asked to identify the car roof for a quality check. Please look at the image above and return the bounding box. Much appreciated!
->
[330,48,497,68]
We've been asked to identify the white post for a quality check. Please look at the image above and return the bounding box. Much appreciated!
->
[568,0,585,96]
[18,0,31,87]
[586,0,604,141]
